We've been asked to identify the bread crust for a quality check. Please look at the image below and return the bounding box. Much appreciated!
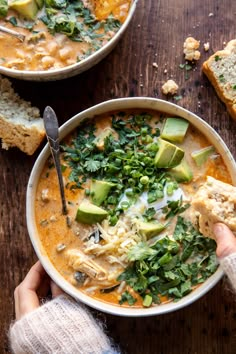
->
[202,40,236,121]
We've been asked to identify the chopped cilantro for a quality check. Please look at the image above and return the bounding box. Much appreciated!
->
[119,291,137,306]
[219,74,225,83]
[117,217,218,306]
[174,95,183,101]
[215,55,221,62]
[179,63,193,80]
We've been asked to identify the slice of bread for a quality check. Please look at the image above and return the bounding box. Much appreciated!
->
[0,75,45,155]
[192,176,236,238]
[202,40,236,121]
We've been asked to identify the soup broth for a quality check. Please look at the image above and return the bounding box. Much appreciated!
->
[35,110,231,308]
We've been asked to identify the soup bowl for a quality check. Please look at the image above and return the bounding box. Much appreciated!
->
[27,97,236,316]
[0,1,137,81]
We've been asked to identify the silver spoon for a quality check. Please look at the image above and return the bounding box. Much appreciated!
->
[43,106,68,215]
[0,25,25,42]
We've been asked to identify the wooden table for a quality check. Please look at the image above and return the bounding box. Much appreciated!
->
[1,0,236,353]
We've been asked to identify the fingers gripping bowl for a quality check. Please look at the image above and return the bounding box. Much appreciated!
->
[0,0,137,81]
[27,98,236,316]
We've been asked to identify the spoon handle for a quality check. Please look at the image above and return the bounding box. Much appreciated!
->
[0,25,25,42]
[43,106,68,215]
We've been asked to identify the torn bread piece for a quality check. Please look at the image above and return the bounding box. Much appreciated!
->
[192,176,236,238]
[0,76,45,155]
[202,40,236,121]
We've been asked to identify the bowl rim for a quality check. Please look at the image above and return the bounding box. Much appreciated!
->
[0,0,138,80]
[27,97,236,317]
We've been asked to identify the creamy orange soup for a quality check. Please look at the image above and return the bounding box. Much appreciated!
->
[35,110,231,308]
[0,0,132,70]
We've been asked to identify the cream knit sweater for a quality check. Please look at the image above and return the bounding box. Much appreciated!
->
[219,253,236,292]
[9,254,236,354]
[9,295,119,354]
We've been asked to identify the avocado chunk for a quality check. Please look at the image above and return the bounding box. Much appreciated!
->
[161,118,189,143]
[136,220,165,240]
[154,138,184,168]
[76,200,108,225]
[94,128,116,151]
[191,146,215,167]
[169,159,193,183]
[90,180,115,206]
[9,0,38,19]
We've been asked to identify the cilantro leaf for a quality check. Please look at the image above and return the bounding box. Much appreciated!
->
[84,159,101,172]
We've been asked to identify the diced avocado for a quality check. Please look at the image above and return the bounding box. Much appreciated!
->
[154,138,184,168]
[94,128,115,151]
[90,179,115,206]
[161,118,189,143]
[143,294,153,307]
[9,0,38,19]
[191,146,215,167]
[168,147,185,168]
[76,200,108,225]
[136,220,165,240]
[169,159,193,183]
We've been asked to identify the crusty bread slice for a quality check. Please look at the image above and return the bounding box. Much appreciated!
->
[0,76,45,155]
[202,40,236,121]
[192,176,236,238]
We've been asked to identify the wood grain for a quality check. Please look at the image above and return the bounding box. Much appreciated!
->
[1,0,236,353]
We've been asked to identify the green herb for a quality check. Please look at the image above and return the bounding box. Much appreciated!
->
[174,95,183,101]
[233,85,236,90]
[0,0,8,17]
[164,197,190,219]
[219,74,225,83]
[179,63,193,80]
[215,55,221,62]
[119,291,137,306]
[117,217,218,306]
[143,207,156,221]
[61,164,67,172]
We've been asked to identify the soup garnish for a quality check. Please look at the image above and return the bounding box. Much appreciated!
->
[35,110,231,308]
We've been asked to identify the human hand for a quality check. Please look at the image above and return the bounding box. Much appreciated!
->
[213,223,236,259]
[14,261,64,320]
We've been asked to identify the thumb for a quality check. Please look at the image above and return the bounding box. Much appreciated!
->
[213,223,236,259]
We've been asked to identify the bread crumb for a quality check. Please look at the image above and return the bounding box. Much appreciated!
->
[208,12,214,17]
[203,42,210,51]
[163,69,167,74]
[183,37,201,61]
[152,62,158,68]
[161,79,179,95]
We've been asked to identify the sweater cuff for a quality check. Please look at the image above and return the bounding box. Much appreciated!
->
[9,294,118,354]
[219,253,236,292]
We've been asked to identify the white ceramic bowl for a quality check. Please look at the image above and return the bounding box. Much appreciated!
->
[0,1,137,81]
[27,97,236,316]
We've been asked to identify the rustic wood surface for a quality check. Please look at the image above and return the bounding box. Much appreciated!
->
[1,0,236,353]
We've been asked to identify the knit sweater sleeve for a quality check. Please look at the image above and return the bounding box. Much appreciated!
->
[9,294,119,354]
[219,253,236,292]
